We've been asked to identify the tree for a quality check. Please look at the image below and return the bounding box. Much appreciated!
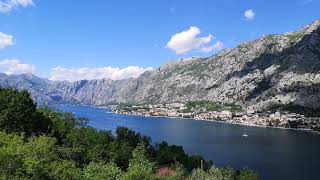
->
[190,168,208,180]
[108,141,134,170]
[0,132,25,179]
[0,132,61,179]
[38,107,87,142]
[64,127,113,164]
[206,167,224,179]
[116,127,152,148]
[0,88,51,135]
[220,166,236,180]
[83,162,123,180]
[122,143,156,180]
[155,141,213,172]
[238,168,259,180]
[49,160,82,180]
[189,167,220,180]
[155,141,188,166]
[22,136,58,179]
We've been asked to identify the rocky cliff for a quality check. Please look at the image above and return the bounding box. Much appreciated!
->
[1,19,320,111]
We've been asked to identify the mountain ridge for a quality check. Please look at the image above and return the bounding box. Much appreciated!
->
[1,19,320,111]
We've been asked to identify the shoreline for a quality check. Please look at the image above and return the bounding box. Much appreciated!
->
[55,104,319,134]
[112,111,319,134]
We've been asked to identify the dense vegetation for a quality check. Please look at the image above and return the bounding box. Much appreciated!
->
[0,87,258,179]
[268,103,320,117]
[182,101,243,113]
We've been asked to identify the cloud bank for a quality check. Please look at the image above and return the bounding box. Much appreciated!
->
[0,0,33,13]
[0,59,36,74]
[0,59,153,82]
[166,26,222,54]
[49,66,154,82]
[0,32,13,49]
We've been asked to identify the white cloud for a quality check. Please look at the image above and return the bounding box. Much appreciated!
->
[244,9,255,20]
[298,0,313,6]
[11,0,33,7]
[0,32,13,49]
[0,59,36,74]
[166,26,223,54]
[49,66,154,81]
[200,41,223,53]
[0,1,11,13]
[0,0,33,13]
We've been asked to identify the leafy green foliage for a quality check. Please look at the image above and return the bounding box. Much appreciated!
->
[0,132,25,179]
[155,141,213,171]
[64,127,113,165]
[122,144,156,180]
[49,160,82,180]
[190,166,257,180]
[238,168,259,180]
[83,162,123,180]
[37,107,88,142]
[22,136,58,178]
[220,166,237,179]
[0,88,52,135]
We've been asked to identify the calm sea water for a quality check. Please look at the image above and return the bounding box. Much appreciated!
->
[55,105,320,180]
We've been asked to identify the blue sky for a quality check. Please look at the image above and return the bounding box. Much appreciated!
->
[0,0,319,81]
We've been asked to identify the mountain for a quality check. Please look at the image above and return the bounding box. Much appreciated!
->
[1,19,320,111]
[0,73,53,104]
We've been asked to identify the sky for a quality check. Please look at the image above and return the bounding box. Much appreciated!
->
[0,0,319,81]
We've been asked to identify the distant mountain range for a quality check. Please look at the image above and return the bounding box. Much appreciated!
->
[1,19,320,111]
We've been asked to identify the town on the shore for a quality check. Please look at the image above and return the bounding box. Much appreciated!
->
[111,102,320,132]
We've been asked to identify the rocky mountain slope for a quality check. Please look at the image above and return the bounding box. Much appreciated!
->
[1,19,320,111]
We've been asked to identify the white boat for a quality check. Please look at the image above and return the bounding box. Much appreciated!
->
[242,133,248,137]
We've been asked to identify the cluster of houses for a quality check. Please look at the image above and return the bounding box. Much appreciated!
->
[112,103,320,131]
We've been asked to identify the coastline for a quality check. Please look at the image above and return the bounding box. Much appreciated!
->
[55,104,320,134]
[112,111,319,134]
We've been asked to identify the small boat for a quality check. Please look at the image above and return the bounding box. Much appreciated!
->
[242,133,248,137]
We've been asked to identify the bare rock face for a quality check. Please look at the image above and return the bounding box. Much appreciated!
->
[0,73,53,104]
[1,19,320,111]
[112,19,320,111]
